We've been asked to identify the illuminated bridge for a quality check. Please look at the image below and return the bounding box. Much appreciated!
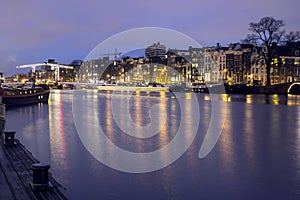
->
[268,82,300,94]
[287,82,300,94]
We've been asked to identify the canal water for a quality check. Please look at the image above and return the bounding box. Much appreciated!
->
[5,90,300,199]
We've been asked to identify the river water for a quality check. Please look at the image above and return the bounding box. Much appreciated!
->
[5,90,300,199]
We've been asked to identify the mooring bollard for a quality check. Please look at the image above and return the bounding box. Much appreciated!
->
[31,163,51,191]
[4,131,15,146]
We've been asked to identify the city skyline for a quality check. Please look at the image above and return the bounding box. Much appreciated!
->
[1,0,300,76]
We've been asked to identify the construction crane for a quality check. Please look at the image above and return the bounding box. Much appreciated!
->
[16,61,74,82]
[99,49,122,61]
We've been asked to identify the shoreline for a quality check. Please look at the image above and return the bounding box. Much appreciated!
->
[52,82,300,95]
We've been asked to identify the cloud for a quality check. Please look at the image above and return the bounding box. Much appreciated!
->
[0,53,18,75]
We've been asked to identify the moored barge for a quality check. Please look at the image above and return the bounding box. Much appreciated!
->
[0,85,50,106]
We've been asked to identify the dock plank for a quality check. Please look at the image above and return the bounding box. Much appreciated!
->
[0,139,68,200]
[0,143,32,199]
[0,159,15,200]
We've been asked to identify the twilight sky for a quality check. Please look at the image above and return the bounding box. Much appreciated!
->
[0,0,299,76]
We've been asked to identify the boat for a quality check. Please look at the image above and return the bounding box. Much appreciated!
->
[0,84,50,106]
[168,83,192,92]
[189,82,208,93]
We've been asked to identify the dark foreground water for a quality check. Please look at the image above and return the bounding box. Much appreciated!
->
[5,90,300,200]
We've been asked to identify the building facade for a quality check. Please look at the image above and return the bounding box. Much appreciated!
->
[77,42,300,86]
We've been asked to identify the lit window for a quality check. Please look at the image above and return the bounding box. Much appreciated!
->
[271,58,278,66]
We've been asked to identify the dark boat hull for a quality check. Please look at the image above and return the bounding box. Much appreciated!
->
[2,90,50,106]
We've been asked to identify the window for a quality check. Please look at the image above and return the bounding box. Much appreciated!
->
[260,60,265,65]
[271,58,278,66]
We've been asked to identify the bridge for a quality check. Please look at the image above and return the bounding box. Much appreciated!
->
[224,82,300,94]
[287,82,300,94]
[16,62,74,82]
[264,82,300,94]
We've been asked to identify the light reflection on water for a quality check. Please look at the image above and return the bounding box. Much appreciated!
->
[48,90,68,170]
[243,103,255,163]
[219,103,235,173]
[4,90,300,199]
[213,94,300,106]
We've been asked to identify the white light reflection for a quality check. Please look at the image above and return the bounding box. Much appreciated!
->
[243,103,255,166]
[49,90,68,170]
[219,102,234,172]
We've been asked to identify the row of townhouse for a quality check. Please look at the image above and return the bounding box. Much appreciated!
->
[78,42,300,86]
[180,42,300,85]
[169,43,252,85]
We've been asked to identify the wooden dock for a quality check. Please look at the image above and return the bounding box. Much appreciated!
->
[0,136,68,200]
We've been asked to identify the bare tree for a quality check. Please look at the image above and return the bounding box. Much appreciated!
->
[284,31,300,43]
[244,17,285,86]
